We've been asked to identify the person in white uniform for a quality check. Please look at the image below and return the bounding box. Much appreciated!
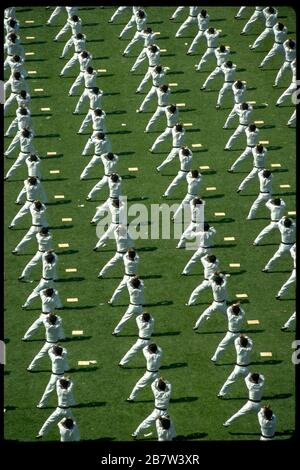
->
[36,377,76,438]
[224,102,253,149]
[90,173,122,220]
[9,177,47,227]
[149,104,179,152]
[156,124,185,172]
[127,343,163,401]
[218,335,253,397]
[170,7,185,21]
[131,377,171,439]
[273,39,296,87]
[162,147,193,197]
[253,197,286,245]
[216,61,237,108]
[240,7,264,35]
[258,406,276,440]
[93,199,125,251]
[276,243,296,299]
[82,109,107,155]
[175,6,199,38]
[195,27,220,71]
[259,22,287,68]
[46,6,66,25]
[281,311,296,331]
[176,198,206,248]
[145,83,170,132]
[227,124,259,171]
[237,143,267,192]
[173,169,202,220]
[112,277,145,336]
[19,227,53,280]
[247,169,273,220]
[58,417,80,442]
[211,304,246,363]
[136,44,161,93]
[108,247,139,304]
[193,273,228,331]
[108,7,129,24]
[5,106,33,154]
[223,80,247,128]
[187,9,210,55]
[262,217,296,272]
[98,225,134,278]
[25,154,42,180]
[52,6,78,35]
[11,201,48,254]
[81,138,114,182]
[181,223,217,275]
[235,6,247,19]
[27,313,65,370]
[5,129,35,180]
[223,372,265,426]
[77,86,104,132]
[119,312,154,366]
[60,32,86,76]
[186,254,220,306]
[201,45,230,90]
[130,27,156,71]
[119,7,145,39]
[136,65,167,112]
[122,9,148,56]
[37,345,70,408]
[249,7,278,49]
[276,59,297,106]
[156,416,176,441]
[73,66,97,112]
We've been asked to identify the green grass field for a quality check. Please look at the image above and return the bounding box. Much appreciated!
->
[4,6,296,442]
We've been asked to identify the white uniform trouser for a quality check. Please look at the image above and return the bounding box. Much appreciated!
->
[137,66,156,93]
[177,221,200,248]
[164,170,188,197]
[113,304,143,334]
[15,225,44,252]
[219,365,249,395]
[23,312,49,340]
[211,331,239,361]
[47,6,64,24]
[4,91,19,113]
[86,173,109,194]
[5,117,19,136]
[171,7,185,20]
[95,223,119,248]
[275,60,294,86]
[252,27,274,49]
[173,193,194,219]
[225,124,248,149]
[224,103,241,128]
[25,278,57,305]
[78,109,94,132]
[287,110,296,126]
[277,269,296,297]
[187,279,211,305]
[91,199,109,222]
[119,15,135,38]
[247,192,271,219]
[128,370,159,400]
[283,311,296,329]
[83,131,107,155]
[74,88,90,112]
[5,130,25,155]
[99,251,125,276]
[176,15,198,37]
[276,82,297,105]
[217,82,234,106]
[69,71,85,95]
[38,373,64,407]
[203,65,223,88]
[39,407,74,436]
[146,105,167,132]
[120,338,150,365]
[10,200,33,226]
[124,31,144,54]
[241,9,264,33]
[260,42,284,66]
[54,22,70,41]
[236,6,247,17]
[62,38,75,59]
[134,407,168,436]
[196,47,216,70]
[194,300,227,329]
[238,167,263,191]
[230,146,255,171]
[157,147,180,171]
[151,126,173,151]
[5,151,31,178]
[183,247,210,274]
[20,250,45,278]
[188,30,206,53]
[226,400,261,424]
[61,53,79,75]
[110,274,135,303]
[110,6,127,22]
[28,341,60,369]
[139,85,158,111]
[265,243,294,270]
[254,221,278,244]
[131,47,147,71]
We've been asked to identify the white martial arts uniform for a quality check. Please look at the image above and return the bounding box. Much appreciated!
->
[5,132,35,179]
[194,273,228,329]
[74,69,97,112]
[175,6,199,37]
[92,177,122,223]
[163,149,193,197]
[276,59,297,106]
[24,252,60,306]
[113,279,145,335]
[69,52,93,96]
[137,45,161,93]
[187,255,220,305]
[202,46,230,88]
[238,145,267,191]
[247,170,272,219]
[60,33,86,75]
[131,30,156,71]
[216,63,237,107]
[128,345,163,400]
[109,251,140,303]
[156,418,176,441]
[177,199,206,249]
[251,7,278,49]
[274,40,296,86]
[98,228,135,277]
[228,127,259,171]
[277,243,296,298]
[181,227,217,274]
[150,106,179,151]
[259,24,287,67]
[258,408,276,440]
[20,231,53,279]
[123,10,148,55]
[224,81,247,128]
[254,198,286,244]
[28,316,65,370]
[241,7,264,34]
[264,217,296,270]
[10,179,46,227]
[82,110,107,155]
[138,66,166,111]
[282,311,296,329]
[196,29,220,70]
[119,313,154,365]
[211,306,246,362]
[156,127,185,171]
[173,171,202,219]
[78,88,104,133]
[84,151,117,192]
[188,11,210,54]
[14,203,48,253]
[58,419,80,442]
[145,85,170,132]
[38,347,69,407]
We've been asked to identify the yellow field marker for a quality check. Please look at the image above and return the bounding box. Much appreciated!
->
[199,165,210,170]
[160,48,167,52]
[54,195,65,199]
[280,184,291,188]
[247,320,260,325]
[236,293,248,298]
[192,144,203,148]
[121,123,126,126]
[41,107,51,111]
[176,103,186,107]
[229,263,240,268]
[271,163,281,168]
[65,268,77,273]
[97,69,107,72]
[128,167,138,171]
[47,152,57,156]
[58,243,69,248]
[247,101,256,104]
[25,52,35,56]
[254,120,264,124]
[260,352,272,357]
[25,36,35,39]
[25,20,35,23]
[34,88,44,92]
[72,330,83,335]
[224,237,235,241]
[62,218,72,222]
[183,123,193,126]
[67,298,78,302]
[28,70,37,74]
[206,187,216,191]
[78,361,90,366]
[288,211,296,216]
[259,140,269,144]
[50,170,60,174]
[214,212,225,216]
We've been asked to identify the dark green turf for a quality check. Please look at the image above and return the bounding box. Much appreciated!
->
[4,6,296,441]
